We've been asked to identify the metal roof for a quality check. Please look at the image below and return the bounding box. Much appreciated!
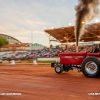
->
[44,22,100,43]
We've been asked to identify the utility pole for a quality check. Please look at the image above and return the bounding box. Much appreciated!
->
[30,28,33,52]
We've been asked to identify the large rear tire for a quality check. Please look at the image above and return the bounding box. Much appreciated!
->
[81,56,100,78]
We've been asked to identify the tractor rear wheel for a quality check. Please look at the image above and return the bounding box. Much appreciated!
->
[81,56,100,78]
[55,65,63,74]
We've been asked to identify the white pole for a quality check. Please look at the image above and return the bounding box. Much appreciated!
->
[10,60,15,65]
[30,28,33,52]
[33,59,37,64]
[76,46,78,52]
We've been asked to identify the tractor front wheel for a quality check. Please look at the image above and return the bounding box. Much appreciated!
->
[81,56,100,78]
[55,65,63,74]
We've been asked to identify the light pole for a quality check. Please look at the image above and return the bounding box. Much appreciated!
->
[44,27,51,48]
[30,28,33,52]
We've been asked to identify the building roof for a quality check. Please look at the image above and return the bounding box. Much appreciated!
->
[32,43,46,47]
[2,43,29,48]
[44,22,100,43]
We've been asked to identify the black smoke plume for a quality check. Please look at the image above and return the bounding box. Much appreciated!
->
[75,0,100,46]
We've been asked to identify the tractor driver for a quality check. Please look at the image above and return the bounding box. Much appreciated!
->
[92,44,100,53]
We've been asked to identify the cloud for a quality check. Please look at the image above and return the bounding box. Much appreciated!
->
[1,0,99,46]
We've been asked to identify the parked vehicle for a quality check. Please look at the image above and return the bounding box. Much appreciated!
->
[0,52,14,61]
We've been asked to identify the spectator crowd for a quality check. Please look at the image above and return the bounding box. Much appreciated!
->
[0,44,100,61]
[0,47,66,61]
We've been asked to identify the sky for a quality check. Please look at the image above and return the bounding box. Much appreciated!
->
[0,0,100,46]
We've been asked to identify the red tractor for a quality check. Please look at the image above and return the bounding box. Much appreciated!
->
[51,47,100,78]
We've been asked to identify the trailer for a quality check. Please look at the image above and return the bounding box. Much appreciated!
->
[51,51,100,78]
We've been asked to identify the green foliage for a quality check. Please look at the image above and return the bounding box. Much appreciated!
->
[0,36,8,47]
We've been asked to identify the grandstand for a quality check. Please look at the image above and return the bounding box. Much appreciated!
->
[44,22,100,44]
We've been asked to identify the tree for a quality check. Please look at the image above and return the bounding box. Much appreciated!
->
[0,36,8,47]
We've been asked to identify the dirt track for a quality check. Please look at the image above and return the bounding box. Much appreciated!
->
[0,64,100,100]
